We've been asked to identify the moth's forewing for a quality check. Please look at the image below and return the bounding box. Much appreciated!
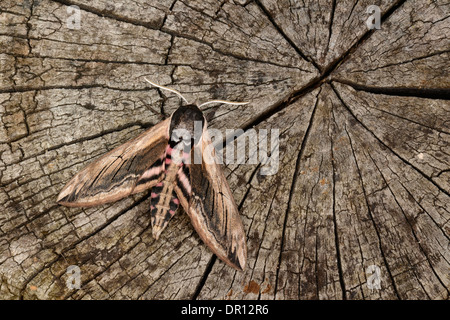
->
[178,126,247,271]
[57,118,170,207]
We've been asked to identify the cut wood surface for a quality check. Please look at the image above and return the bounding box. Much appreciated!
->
[0,0,449,299]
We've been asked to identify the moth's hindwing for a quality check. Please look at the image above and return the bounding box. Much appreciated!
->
[57,118,170,207]
[135,154,165,194]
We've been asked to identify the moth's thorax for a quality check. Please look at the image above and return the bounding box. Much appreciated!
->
[169,104,205,148]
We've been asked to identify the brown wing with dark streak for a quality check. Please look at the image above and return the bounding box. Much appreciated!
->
[176,126,247,271]
[57,118,170,207]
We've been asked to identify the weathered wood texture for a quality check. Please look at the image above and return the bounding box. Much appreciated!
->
[0,0,449,299]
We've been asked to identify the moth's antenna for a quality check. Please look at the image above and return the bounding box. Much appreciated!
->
[144,77,189,105]
[198,100,249,108]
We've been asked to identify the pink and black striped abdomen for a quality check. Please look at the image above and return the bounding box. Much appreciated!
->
[149,144,191,239]
[150,181,180,239]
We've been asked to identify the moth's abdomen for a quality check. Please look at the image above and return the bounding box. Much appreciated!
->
[149,147,182,240]
[149,145,190,239]
[150,181,180,239]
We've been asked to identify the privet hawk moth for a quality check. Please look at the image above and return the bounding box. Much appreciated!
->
[57,79,248,271]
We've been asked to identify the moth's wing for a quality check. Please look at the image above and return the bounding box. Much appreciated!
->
[176,129,247,271]
[57,118,170,207]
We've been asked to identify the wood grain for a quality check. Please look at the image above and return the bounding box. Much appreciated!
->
[0,0,449,299]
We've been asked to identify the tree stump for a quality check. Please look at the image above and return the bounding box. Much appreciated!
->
[1,0,449,300]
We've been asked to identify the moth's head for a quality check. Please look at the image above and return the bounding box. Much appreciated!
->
[169,104,205,148]
[143,78,248,149]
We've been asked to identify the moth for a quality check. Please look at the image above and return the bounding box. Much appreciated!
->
[57,79,248,271]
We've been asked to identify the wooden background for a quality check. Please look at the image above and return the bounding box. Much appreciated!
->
[1,0,449,299]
